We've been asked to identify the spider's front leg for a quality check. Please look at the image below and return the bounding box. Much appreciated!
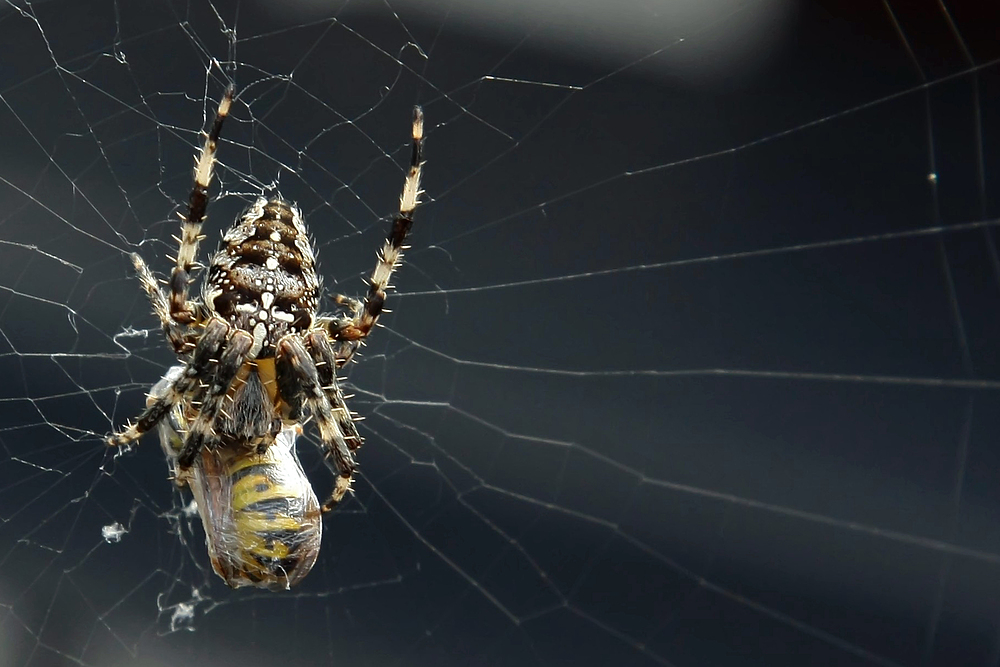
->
[275,334,357,512]
[108,318,230,447]
[169,84,234,325]
[325,106,424,356]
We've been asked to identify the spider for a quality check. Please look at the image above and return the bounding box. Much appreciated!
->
[109,84,425,519]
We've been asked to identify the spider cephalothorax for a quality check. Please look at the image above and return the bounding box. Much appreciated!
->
[108,85,425,589]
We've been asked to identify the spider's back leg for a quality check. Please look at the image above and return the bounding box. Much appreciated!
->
[108,318,230,447]
[275,334,358,510]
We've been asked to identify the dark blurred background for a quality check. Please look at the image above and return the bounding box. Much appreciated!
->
[0,0,999,665]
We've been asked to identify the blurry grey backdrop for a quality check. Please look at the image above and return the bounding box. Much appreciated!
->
[0,0,999,665]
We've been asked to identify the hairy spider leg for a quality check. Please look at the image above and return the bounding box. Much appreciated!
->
[304,330,364,511]
[323,106,424,362]
[170,84,234,325]
[275,335,357,510]
[176,327,255,468]
[130,253,190,354]
[108,318,230,447]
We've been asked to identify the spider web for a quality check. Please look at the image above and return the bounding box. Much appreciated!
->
[0,0,999,665]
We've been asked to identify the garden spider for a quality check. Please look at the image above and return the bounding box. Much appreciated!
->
[109,85,425,516]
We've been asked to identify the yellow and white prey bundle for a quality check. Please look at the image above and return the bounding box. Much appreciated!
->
[151,366,322,590]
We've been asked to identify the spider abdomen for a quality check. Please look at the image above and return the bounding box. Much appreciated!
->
[203,198,320,358]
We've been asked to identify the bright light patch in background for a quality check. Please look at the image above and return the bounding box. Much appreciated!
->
[272,0,796,87]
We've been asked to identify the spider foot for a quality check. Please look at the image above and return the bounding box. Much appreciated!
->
[107,423,141,447]
[321,474,354,513]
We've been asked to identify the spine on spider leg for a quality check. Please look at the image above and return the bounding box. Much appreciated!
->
[169,84,235,324]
